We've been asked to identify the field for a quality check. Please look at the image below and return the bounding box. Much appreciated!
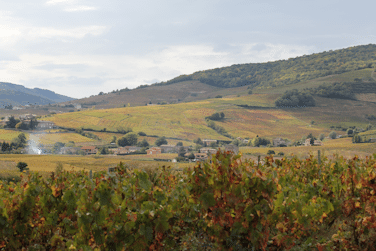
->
[39,92,376,143]
[240,137,376,160]
[0,153,190,179]
[29,132,96,146]
[0,129,28,143]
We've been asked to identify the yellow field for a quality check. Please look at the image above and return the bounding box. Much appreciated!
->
[0,153,189,175]
[0,129,28,142]
[240,137,376,159]
[28,132,96,146]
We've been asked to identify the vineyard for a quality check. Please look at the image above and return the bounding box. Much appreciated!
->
[0,151,376,250]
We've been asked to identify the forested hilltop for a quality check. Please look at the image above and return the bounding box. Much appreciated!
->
[149,44,376,89]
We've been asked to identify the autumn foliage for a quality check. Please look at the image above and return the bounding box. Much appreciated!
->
[0,151,376,250]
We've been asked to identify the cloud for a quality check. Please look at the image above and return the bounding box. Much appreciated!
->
[45,0,97,12]
[0,42,314,99]
[45,0,75,5]
[64,5,97,12]
[28,25,107,39]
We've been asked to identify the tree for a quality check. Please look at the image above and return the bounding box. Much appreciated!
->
[193,138,203,145]
[99,147,109,155]
[4,104,13,110]
[5,116,20,128]
[125,133,138,146]
[267,150,275,155]
[53,142,65,153]
[352,135,362,143]
[137,139,149,148]
[29,119,38,130]
[178,146,185,157]
[251,136,270,147]
[346,128,354,136]
[176,142,183,147]
[319,133,325,141]
[248,90,252,94]
[188,152,195,159]
[329,131,337,139]
[117,137,129,147]
[16,162,28,172]
[1,142,10,152]
[155,136,167,146]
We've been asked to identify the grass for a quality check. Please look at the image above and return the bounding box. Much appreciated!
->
[240,137,376,160]
[29,132,96,146]
[0,129,28,142]
[0,153,189,176]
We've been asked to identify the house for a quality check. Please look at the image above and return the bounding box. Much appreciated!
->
[36,121,55,129]
[60,147,81,155]
[81,146,97,155]
[273,138,288,147]
[224,144,239,154]
[73,103,82,109]
[111,147,130,155]
[305,138,323,146]
[202,139,217,146]
[200,147,217,155]
[19,114,36,120]
[124,146,141,152]
[159,144,177,153]
[194,153,208,161]
[147,147,162,155]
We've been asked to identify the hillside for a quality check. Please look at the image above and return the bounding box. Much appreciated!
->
[152,44,376,89]
[0,82,74,107]
[57,44,376,110]
[41,93,376,142]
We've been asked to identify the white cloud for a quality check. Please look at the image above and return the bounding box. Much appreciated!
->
[28,25,107,39]
[46,0,75,5]
[64,5,97,12]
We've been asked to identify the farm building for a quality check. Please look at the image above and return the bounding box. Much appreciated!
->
[194,152,208,161]
[273,138,288,147]
[60,147,81,155]
[304,138,323,146]
[36,121,55,129]
[81,146,97,155]
[200,148,217,155]
[224,144,239,154]
[159,145,177,153]
[147,147,162,155]
[202,139,217,146]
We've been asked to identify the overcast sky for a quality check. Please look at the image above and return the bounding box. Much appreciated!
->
[1,0,376,99]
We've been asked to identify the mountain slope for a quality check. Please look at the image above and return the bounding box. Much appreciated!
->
[153,44,376,89]
[0,82,74,106]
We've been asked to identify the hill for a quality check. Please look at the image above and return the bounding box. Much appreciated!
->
[40,93,376,143]
[0,82,74,107]
[58,44,376,110]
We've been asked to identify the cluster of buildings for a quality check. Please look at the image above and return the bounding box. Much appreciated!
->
[1,114,56,129]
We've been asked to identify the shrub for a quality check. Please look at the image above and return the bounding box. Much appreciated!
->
[267,150,275,155]
[155,136,168,146]
[16,162,28,172]
[248,90,252,94]
[329,131,337,139]
[215,95,222,98]
[277,152,284,156]
[319,133,325,141]
[138,132,146,136]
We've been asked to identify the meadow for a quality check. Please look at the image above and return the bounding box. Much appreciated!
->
[38,92,376,143]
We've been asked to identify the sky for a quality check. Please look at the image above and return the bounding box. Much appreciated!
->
[1,0,376,99]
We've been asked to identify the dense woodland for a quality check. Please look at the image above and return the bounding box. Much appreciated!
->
[150,44,376,89]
